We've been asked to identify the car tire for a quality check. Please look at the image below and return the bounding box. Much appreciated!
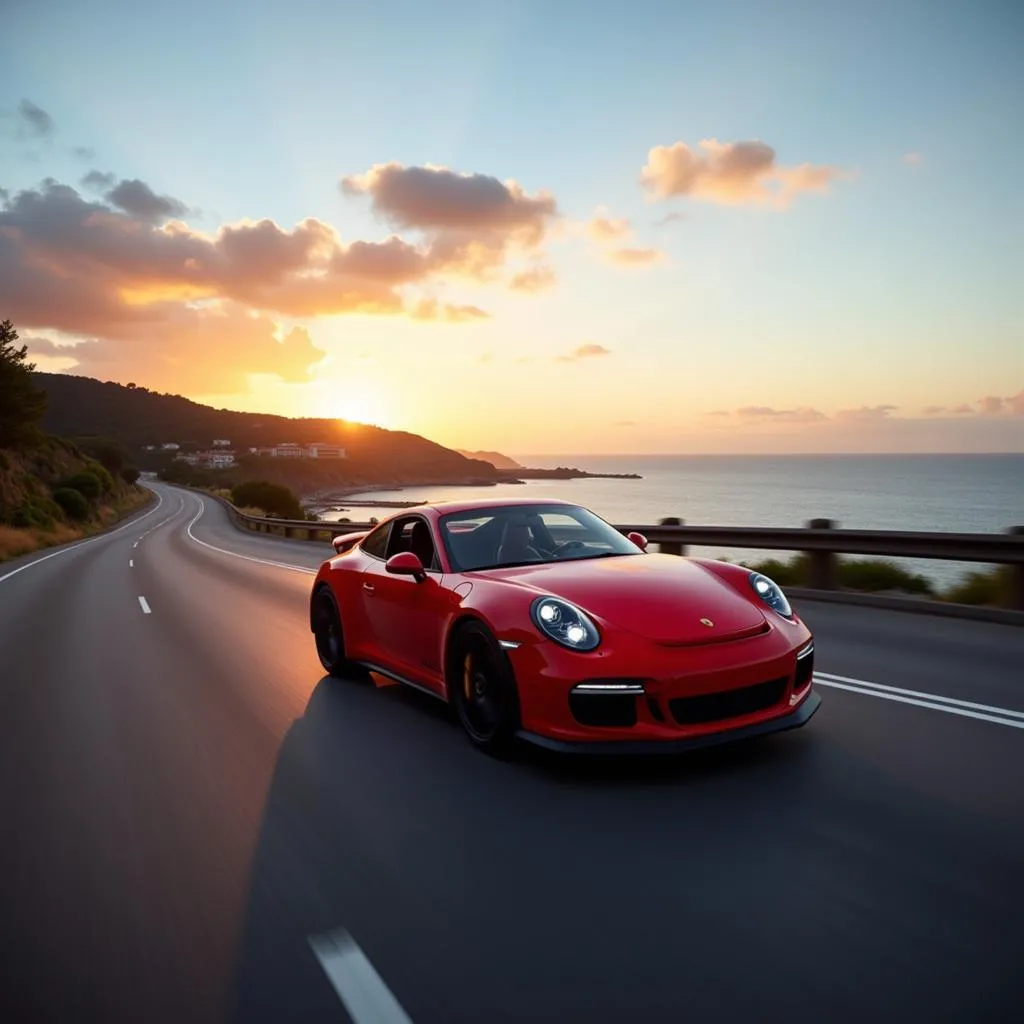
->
[449,621,521,757]
[312,586,352,677]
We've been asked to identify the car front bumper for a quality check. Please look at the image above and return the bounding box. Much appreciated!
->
[502,616,817,750]
[516,689,820,754]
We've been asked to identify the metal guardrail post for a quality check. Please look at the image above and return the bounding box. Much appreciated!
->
[1010,527,1024,610]
[658,517,685,556]
[807,518,838,590]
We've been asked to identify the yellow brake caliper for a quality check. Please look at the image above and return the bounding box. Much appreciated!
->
[463,653,473,700]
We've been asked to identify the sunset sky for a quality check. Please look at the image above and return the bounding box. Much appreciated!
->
[2,0,1022,454]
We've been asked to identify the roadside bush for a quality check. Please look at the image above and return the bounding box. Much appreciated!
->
[231,480,303,519]
[52,487,90,521]
[84,461,116,494]
[57,471,102,502]
[744,555,809,587]
[943,566,1013,607]
[121,466,141,486]
[839,558,935,596]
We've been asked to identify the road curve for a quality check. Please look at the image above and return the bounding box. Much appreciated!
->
[0,482,1020,1023]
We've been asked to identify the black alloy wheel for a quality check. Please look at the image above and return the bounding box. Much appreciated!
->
[452,621,520,756]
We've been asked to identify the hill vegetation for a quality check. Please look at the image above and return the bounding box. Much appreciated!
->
[34,373,499,492]
[0,321,150,561]
[454,448,523,470]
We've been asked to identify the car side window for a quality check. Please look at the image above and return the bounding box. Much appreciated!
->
[360,522,391,559]
[387,516,440,571]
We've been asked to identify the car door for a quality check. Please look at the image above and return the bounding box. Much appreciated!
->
[361,516,447,690]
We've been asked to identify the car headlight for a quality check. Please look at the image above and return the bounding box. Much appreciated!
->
[530,596,601,651]
[749,572,794,618]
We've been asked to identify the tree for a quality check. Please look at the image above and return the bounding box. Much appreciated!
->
[0,320,47,448]
[121,466,141,486]
[76,436,130,475]
[230,480,304,519]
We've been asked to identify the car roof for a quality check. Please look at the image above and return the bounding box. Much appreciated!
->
[404,496,581,519]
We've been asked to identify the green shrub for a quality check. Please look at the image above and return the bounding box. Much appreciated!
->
[744,555,809,587]
[57,471,103,502]
[230,480,303,519]
[83,461,115,494]
[52,487,90,521]
[943,566,1014,607]
[839,558,935,595]
[121,466,141,486]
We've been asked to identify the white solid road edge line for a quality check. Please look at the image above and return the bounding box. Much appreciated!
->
[309,929,414,1024]
[0,490,165,586]
[814,677,1024,730]
[129,559,134,568]
[185,502,316,575]
[138,596,152,615]
[815,671,1024,720]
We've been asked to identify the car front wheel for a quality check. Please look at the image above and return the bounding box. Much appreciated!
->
[450,621,521,756]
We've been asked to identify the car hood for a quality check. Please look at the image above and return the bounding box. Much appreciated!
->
[486,554,769,645]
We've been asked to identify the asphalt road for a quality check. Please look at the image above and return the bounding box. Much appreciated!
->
[0,482,1021,1023]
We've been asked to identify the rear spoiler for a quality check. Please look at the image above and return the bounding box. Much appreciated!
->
[332,531,367,554]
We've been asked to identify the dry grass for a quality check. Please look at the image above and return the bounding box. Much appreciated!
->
[0,523,85,561]
[0,489,153,564]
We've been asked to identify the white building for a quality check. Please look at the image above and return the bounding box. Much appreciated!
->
[270,443,306,458]
[307,443,347,459]
[212,439,232,447]
[196,450,237,469]
[161,442,180,451]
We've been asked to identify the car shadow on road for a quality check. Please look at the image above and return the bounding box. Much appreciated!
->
[224,673,823,1022]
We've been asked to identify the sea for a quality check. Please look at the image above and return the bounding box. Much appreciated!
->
[317,454,1024,590]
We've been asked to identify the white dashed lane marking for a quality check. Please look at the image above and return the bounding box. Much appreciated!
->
[138,596,152,615]
[309,929,414,1024]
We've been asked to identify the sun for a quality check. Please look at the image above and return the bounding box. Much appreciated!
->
[326,388,392,428]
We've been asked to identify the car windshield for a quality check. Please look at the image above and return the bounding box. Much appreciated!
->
[439,503,642,572]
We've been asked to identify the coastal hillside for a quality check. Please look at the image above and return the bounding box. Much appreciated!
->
[33,373,499,488]
[454,449,523,470]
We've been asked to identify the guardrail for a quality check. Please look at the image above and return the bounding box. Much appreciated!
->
[208,495,1024,614]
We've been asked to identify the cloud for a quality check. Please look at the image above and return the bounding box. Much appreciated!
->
[835,404,899,422]
[71,146,96,161]
[557,343,611,362]
[17,99,55,138]
[1008,391,1024,415]
[81,169,116,191]
[706,410,730,417]
[977,395,1006,416]
[410,298,489,322]
[0,170,518,393]
[104,178,189,222]
[923,405,946,416]
[587,215,631,241]
[584,207,665,267]
[341,163,558,286]
[30,313,326,393]
[510,264,557,293]
[608,246,664,265]
[655,211,686,226]
[901,152,922,166]
[640,138,844,207]
[951,403,975,414]
[736,405,827,424]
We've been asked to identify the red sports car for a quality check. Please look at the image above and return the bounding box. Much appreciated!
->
[309,498,820,755]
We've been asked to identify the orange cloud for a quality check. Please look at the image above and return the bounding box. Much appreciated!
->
[557,343,611,362]
[587,215,630,241]
[29,306,325,393]
[1,167,531,392]
[736,405,827,424]
[509,264,557,293]
[584,207,665,267]
[608,246,663,265]
[835,404,898,422]
[641,138,844,206]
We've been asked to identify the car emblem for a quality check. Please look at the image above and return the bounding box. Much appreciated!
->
[700,617,714,628]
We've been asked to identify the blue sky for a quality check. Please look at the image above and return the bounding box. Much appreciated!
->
[2,0,1022,452]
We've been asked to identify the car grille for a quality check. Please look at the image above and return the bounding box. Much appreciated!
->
[668,677,788,726]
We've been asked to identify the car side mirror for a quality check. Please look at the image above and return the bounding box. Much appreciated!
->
[627,531,648,552]
[385,551,427,581]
